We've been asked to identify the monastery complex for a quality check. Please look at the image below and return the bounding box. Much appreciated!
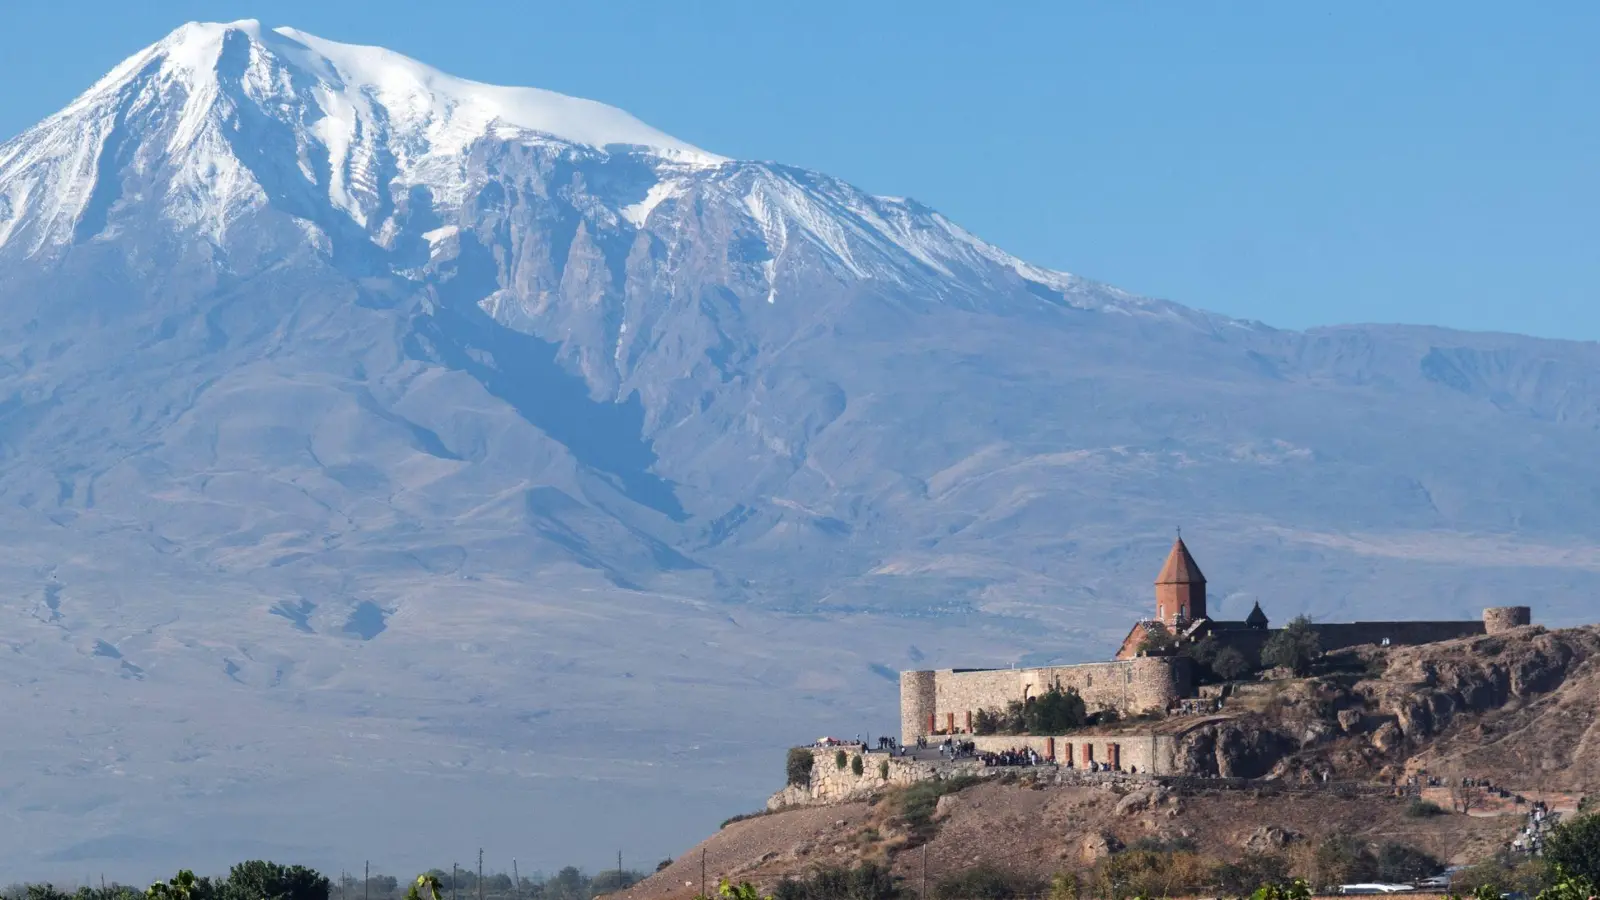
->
[898,537,1532,748]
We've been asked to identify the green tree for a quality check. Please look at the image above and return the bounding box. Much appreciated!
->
[220,861,330,900]
[695,880,769,900]
[1047,873,1080,900]
[147,871,218,900]
[1001,700,1027,734]
[404,875,443,900]
[1250,880,1312,900]
[26,887,71,900]
[1137,621,1177,656]
[547,868,584,900]
[972,707,1002,735]
[588,871,643,895]
[1212,646,1252,681]
[850,754,865,776]
[1536,873,1599,900]
[1212,853,1291,895]
[1546,813,1600,887]
[786,748,814,787]
[1374,843,1442,882]
[1262,616,1321,676]
[1024,685,1088,733]
[1309,833,1376,890]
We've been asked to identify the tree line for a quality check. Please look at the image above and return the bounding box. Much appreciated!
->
[4,859,657,900]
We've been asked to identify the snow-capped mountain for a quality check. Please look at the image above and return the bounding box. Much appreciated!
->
[1,21,1598,877]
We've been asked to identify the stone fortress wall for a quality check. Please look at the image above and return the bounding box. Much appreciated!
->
[1216,607,1533,667]
[899,656,1191,745]
[767,737,1180,809]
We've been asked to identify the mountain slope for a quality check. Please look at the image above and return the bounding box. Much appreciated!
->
[0,21,1596,876]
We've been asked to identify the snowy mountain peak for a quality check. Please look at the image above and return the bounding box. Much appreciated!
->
[0,21,723,254]
[101,21,724,162]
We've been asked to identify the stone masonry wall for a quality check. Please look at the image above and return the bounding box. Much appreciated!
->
[766,747,978,810]
[1484,606,1532,634]
[767,735,1180,808]
[901,657,1190,743]
[965,733,1178,775]
[1213,621,1488,668]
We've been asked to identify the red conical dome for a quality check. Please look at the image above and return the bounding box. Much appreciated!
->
[1155,537,1206,585]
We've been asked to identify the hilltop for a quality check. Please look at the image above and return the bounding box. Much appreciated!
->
[623,624,1600,898]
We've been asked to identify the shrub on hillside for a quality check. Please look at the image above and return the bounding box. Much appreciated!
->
[1091,850,1212,900]
[931,865,1042,900]
[773,864,904,900]
[893,775,983,837]
[1047,872,1081,900]
[1212,852,1292,897]
[787,748,815,787]
[1405,798,1446,818]
[1374,842,1442,882]
[1449,853,1550,898]
[1130,835,1200,854]
[878,760,889,780]
[1309,833,1377,889]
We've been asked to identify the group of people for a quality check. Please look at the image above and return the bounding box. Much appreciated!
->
[1396,770,1501,795]
[1170,698,1225,715]
[936,738,978,759]
[977,747,1043,767]
[1511,801,1559,855]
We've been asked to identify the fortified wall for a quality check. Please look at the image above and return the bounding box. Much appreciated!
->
[1211,607,1533,667]
[899,656,1191,744]
[767,735,1180,809]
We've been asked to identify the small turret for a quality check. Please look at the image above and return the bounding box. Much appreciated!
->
[1483,606,1531,634]
[1245,601,1269,630]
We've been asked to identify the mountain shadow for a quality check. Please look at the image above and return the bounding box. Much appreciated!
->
[405,235,687,521]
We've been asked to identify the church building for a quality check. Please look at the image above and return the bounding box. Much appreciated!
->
[1113,536,1528,664]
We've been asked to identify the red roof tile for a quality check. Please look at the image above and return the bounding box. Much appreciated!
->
[1155,537,1206,585]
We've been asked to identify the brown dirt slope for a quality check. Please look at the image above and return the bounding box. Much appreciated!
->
[622,780,1513,900]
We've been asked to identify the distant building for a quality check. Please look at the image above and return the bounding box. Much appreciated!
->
[899,535,1534,746]
[1113,537,1532,665]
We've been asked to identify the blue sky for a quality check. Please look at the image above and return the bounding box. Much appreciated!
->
[2,2,1594,339]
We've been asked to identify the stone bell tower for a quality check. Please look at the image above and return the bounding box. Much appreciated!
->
[1155,536,1207,628]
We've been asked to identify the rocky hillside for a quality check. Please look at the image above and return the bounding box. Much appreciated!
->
[623,625,1598,899]
[1184,624,1600,786]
